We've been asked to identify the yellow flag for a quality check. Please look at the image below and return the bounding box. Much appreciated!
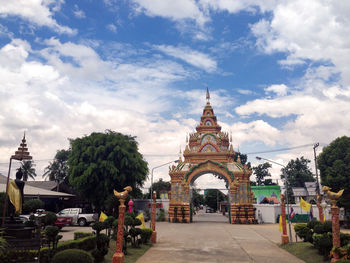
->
[300,197,311,212]
[8,180,22,214]
[136,213,146,229]
[278,215,282,232]
[99,211,108,222]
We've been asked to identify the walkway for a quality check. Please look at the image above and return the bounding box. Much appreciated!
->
[136,210,303,263]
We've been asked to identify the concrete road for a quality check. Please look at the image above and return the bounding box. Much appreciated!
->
[136,210,303,263]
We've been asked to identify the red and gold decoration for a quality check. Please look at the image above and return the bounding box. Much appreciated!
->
[168,89,255,224]
[317,194,325,223]
[2,133,32,227]
[151,191,157,243]
[112,186,132,263]
[322,186,344,262]
[280,194,289,244]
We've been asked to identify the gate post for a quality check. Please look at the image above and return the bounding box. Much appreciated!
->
[151,191,157,243]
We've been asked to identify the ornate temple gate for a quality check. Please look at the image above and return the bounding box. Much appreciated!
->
[168,90,255,224]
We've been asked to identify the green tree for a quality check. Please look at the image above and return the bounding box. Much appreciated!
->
[20,160,37,181]
[252,162,272,186]
[43,149,70,191]
[281,157,315,203]
[317,136,350,208]
[192,188,204,209]
[68,131,148,210]
[204,189,225,211]
[146,178,171,199]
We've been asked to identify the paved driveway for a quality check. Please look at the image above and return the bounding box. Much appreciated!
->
[136,210,303,263]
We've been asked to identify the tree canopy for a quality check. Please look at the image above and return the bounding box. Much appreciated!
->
[252,162,272,186]
[318,136,350,208]
[204,189,225,211]
[68,131,148,210]
[43,149,70,185]
[281,157,315,187]
[20,160,37,181]
[145,178,171,199]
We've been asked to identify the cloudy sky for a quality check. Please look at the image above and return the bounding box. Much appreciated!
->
[0,0,349,191]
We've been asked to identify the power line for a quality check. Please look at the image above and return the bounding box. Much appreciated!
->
[245,143,316,155]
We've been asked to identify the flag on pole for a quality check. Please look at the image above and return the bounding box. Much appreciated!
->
[299,197,311,212]
[309,206,314,220]
[136,213,146,229]
[289,207,296,220]
[278,215,282,232]
[99,211,108,222]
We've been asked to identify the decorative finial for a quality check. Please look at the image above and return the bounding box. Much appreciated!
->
[206,86,210,103]
[23,131,26,141]
[230,131,232,144]
[186,134,188,143]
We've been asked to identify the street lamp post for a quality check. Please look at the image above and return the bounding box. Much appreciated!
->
[256,156,293,243]
[313,143,320,195]
[149,159,179,228]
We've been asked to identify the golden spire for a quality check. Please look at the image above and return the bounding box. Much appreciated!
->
[12,132,32,161]
[206,86,210,103]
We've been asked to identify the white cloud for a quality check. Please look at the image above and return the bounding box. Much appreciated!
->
[107,24,117,33]
[265,84,288,96]
[73,4,86,19]
[132,0,208,26]
[155,45,217,72]
[0,0,76,34]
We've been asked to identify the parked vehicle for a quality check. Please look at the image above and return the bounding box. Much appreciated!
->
[55,216,73,228]
[57,208,97,226]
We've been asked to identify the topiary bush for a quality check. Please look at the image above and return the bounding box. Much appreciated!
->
[74,232,93,240]
[312,232,333,256]
[23,199,44,214]
[294,223,313,242]
[43,211,58,226]
[92,233,109,263]
[140,228,153,244]
[51,249,93,263]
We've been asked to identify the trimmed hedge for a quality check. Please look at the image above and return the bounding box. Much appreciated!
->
[52,249,93,263]
[74,232,93,240]
[40,235,96,263]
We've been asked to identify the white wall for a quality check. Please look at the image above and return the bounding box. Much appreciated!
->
[254,204,332,223]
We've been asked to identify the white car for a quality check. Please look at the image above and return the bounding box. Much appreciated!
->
[57,208,97,226]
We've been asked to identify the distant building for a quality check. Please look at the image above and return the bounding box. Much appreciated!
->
[292,182,317,204]
[251,185,281,204]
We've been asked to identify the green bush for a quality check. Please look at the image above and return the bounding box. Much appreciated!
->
[22,198,44,214]
[140,228,153,244]
[52,249,93,263]
[294,223,313,242]
[43,211,58,226]
[40,235,96,263]
[341,233,350,246]
[92,233,109,262]
[157,208,166,221]
[0,250,39,263]
[74,232,93,240]
[307,219,320,230]
[312,232,333,256]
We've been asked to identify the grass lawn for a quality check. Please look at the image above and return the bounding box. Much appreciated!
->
[280,242,329,263]
[104,240,152,263]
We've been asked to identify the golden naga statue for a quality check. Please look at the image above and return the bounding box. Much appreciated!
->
[113,186,132,201]
[322,186,344,206]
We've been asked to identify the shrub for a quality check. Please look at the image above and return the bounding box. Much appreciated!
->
[157,208,166,221]
[40,235,96,263]
[294,223,313,242]
[92,222,105,235]
[92,233,109,263]
[341,233,350,246]
[312,232,333,256]
[22,199,44,214]
[52,249,93,263]
[307,219,320,230]
[43,211,58,226]
[140,228,153,244]
[74,232,93,240]
[0,250,39,262]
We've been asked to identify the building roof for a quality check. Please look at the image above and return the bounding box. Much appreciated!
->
[292,187,308,196]
[260,196,280,204]
[25,181,57,191]
[0,174,74,198]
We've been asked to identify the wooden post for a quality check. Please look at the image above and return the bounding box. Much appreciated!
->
[113,186,132,263]
[280,194,289,244]
[151,191,157,243]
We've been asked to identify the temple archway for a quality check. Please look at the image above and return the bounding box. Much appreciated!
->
[168,89,256,224]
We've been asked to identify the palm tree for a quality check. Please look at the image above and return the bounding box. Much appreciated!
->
[43,149,69,191]
[20,160,37,181]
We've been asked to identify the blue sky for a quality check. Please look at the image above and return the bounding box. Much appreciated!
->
[0,1,349,190]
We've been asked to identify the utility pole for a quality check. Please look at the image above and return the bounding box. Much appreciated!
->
[313,143,320,195]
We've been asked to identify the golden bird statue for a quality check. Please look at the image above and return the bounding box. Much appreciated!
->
[113,186,132,204]
[322,186,344,206]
